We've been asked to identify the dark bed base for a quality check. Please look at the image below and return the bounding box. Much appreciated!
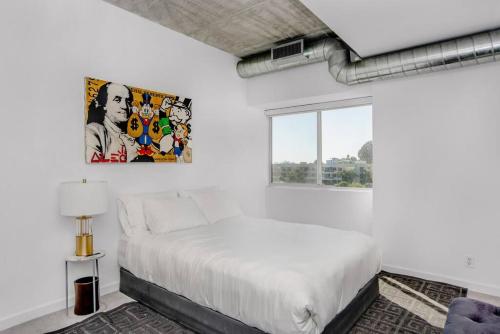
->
[120,267,379,334]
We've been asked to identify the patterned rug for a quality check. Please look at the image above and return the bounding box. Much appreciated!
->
[350,271,467,333]
[47,302,193,334]
[48,272,467,334]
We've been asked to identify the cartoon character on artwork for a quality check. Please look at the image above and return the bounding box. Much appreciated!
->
[157,97,173,155]
[158,96,192,156]
[173,123,191,163]
[127,93,161,161]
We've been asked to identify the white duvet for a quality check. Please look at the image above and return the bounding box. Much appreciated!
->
[118,216,381,334]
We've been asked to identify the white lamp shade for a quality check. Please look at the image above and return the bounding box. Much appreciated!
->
[59,181,108,217]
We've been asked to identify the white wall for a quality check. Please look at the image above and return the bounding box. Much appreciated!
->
[267,187,372,234]
[0,0,267,329]
[246,62,372,109]
[248,57,500,296]
[373,64,500,296]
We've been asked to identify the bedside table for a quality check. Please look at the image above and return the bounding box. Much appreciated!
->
[65,251,105,315]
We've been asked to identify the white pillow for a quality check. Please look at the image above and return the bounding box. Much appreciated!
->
[182,188,243,223]
[178,186,218,198]
[117,199,133,236]
[144,197,208,234]
[117,190,178,236]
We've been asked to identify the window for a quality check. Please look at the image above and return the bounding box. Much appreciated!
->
[269,98,373,188]
[272,112,317,184]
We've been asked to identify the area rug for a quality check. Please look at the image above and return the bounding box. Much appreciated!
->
[46,302,193,334]
[48,271,467,334]
[350,271,467,333]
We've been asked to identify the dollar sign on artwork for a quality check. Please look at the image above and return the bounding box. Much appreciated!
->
[131,118,139,130]
[153,121,159,133]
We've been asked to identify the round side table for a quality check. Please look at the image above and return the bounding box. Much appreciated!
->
[65,251,105,315]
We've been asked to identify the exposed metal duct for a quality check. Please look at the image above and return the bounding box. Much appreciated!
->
[237,38,337,78]
[237,28,500,85]
[330,28,500,85]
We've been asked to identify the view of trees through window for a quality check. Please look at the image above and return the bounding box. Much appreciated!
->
[272,104,373,188]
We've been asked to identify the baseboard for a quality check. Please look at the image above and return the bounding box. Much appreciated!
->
[0,281,119,331]
[383,264,500,298]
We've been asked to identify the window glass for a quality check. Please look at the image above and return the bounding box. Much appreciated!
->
[272,113,317,184]
[321,105,372,187]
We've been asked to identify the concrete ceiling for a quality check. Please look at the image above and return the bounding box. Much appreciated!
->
[103,0,332,58]
[300,0,500,57]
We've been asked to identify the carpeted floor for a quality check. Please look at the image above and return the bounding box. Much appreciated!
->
[48,272,467,334]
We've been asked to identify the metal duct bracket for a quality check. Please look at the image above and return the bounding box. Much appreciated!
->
[237,28,500,85]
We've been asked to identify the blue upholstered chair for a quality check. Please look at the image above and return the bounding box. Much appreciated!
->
[444,297,500,334]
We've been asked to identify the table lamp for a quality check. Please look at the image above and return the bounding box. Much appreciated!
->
[59,179,108,256]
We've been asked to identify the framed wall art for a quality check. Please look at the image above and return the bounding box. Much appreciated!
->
[85,77,192,163]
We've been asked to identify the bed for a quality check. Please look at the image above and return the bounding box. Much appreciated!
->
[118,215,381,334]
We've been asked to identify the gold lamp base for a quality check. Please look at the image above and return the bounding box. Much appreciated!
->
[76,234,93,256]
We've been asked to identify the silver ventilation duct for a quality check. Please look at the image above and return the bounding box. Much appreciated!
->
[330,28,500,85]
[237,38,337,78]
[237,28,500,85]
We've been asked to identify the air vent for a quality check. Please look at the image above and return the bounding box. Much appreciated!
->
[272,40,304,61]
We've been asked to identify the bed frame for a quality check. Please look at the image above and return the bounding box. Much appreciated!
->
[120,268,378,334]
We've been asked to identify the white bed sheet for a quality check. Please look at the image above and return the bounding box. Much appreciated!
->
[118,216,381,334]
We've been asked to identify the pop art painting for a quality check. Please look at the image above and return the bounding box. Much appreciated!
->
[85,77,192,163]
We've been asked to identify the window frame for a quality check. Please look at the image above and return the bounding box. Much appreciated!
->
[268,97,373,189]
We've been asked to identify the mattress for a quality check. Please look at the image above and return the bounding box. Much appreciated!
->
[118,216,381,334]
